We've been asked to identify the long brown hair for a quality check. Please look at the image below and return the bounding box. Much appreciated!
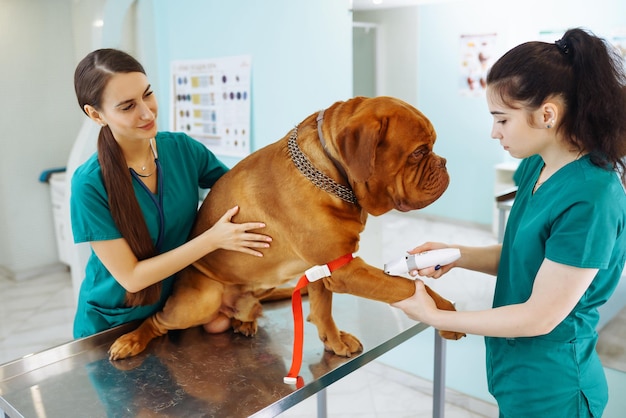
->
[487,28,626,185]
[74,48,160,306]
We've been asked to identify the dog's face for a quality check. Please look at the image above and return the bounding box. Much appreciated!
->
[327,96,449,216]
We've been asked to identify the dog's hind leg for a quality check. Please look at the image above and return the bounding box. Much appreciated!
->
[108,270,225,360]
[228,292,263,337]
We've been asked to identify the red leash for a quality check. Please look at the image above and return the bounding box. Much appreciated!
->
[283,253,354,385]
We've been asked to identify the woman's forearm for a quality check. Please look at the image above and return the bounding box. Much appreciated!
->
[456,244,501,276]
[430,303,553,338]
[92,207,270,293]
[91,232,220,293]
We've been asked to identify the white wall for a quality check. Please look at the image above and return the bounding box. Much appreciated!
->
[0,0,82,278]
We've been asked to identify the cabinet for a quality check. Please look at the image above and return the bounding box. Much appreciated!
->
[49,172,71,266]
[493,161,519,238]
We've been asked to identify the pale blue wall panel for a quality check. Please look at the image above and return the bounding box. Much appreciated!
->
[147,0,353,167]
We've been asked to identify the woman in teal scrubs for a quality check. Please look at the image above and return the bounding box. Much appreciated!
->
[71,49,272,338]
[392,28,626,417]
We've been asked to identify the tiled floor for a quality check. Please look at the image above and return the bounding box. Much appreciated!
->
[1,211,624,417]
[277,361,497,418]
[0,269,74,365]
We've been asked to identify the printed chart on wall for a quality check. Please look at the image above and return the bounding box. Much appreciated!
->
[459,33,497,97]
[171,55,251,158]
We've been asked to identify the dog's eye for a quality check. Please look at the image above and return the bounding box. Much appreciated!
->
[410,147,428,160]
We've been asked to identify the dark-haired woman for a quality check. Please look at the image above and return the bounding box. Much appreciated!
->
[71,49,271,339]
[392,28,626,417]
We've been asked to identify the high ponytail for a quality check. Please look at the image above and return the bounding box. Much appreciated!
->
[560,29,626,181]
[487,28,626,185]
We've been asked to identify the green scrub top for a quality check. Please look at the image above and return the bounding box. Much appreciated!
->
[71,131,228,338]
[486,154,626,417]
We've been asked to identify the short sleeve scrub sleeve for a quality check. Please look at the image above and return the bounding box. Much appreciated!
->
[486,155,626,417]
[71,131,228,338]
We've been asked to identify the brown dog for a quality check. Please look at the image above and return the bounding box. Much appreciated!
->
[109,96,464,360]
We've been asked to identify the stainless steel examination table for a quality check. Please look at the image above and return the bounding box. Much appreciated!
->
[0,294,447,417]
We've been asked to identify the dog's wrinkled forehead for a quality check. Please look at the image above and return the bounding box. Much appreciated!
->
[377,101,436,144]
[367,97,433,129]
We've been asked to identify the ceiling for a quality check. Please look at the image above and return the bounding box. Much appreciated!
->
[351,0,443,10]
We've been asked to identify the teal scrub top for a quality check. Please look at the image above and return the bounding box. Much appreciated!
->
[71,131,228,338]
[486,154,626,417]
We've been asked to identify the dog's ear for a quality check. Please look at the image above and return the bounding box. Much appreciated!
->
[335,115,389,183]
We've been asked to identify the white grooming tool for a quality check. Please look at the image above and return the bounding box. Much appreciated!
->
[383,248,461,275]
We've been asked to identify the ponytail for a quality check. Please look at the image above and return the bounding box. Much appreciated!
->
[560,29,626,184]
[487,28,626,185]
[97,126,161,306]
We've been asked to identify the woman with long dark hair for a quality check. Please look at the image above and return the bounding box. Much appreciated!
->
[393,28,626,417]
[71,48,271,338]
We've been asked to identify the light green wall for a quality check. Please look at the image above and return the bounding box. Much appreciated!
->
[140,0,353,168]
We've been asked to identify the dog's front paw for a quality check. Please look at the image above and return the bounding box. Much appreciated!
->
[438,329,466,340]
[109,332,149,360]
[231,319,257,337]
[322,331,363,357]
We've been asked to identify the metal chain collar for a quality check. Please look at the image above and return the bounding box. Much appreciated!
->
[288,126,358,205]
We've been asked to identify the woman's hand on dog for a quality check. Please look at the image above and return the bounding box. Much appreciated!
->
[203,206,272,257]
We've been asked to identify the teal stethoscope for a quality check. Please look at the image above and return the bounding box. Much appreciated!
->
[129,138,164,251]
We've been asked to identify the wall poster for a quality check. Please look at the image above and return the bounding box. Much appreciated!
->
[171,55,251,158]
[459,33,497,97]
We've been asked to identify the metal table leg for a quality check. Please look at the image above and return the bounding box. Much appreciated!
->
[317,388,327,418]
[497,207,506,243]
[496,199,514,243]
[433,330,446,418]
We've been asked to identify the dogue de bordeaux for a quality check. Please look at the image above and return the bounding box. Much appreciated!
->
[109,96,465,361]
